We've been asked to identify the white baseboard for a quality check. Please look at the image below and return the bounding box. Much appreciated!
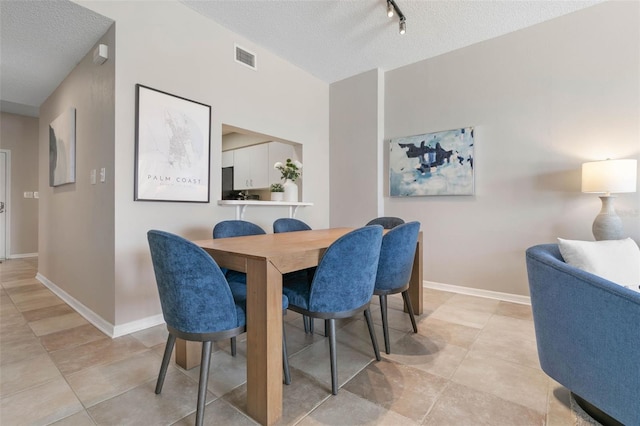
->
[35,273,165,338]
[424,280,531,305]
[8,252,38,259]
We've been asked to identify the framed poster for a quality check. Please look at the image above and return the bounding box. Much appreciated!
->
[49,107,76,187]
[134,84,211,202]
[389,127,475,196]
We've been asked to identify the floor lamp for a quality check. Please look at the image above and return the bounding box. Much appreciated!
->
[581,159,637,241]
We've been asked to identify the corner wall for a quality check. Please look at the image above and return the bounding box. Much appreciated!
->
[0,112,39,256]
[38,24,116,322]
[329,69,384,227]
[78,1,330,328]
[384,1,639,296]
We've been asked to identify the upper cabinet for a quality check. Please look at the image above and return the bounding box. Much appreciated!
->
[221,150,234,168]
[233,142,294,190]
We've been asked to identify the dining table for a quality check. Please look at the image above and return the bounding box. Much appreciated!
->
[178,227,423,425]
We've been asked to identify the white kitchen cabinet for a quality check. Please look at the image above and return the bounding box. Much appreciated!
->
[221,150,234,168]
[233,142,294,190]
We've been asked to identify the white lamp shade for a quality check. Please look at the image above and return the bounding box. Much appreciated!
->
[581,159,637,194]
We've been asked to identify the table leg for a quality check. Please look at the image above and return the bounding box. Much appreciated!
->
[406,233,423,315]
[175,339,201,370]
[246,258,283,425]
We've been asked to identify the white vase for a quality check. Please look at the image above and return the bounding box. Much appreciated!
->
[283,179,298,202]
[270,192,284,202]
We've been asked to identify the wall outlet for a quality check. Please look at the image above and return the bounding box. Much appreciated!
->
[100,168,106,183]
[90,169,96,185]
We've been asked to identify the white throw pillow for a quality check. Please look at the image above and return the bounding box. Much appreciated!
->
[557,238,640,291]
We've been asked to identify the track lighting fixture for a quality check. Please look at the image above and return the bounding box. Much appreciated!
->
[386,0,406,35]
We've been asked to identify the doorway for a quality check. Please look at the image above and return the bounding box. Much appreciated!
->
[0,150,10,260]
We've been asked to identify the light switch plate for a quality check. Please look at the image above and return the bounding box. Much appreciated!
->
[100,168,106,183]
[34,192,39,199]
[90,169,96,185]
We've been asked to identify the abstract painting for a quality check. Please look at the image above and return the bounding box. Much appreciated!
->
[390,127,474,196]
[134,84,211,202]
[49,107,76,187]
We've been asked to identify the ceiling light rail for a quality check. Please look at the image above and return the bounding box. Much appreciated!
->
[386,0,406,35]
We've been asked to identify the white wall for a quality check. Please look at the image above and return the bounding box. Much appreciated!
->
[38,25,116,322]
[77,1,330,327]
[330,69,384,227]
[383,1,639,296]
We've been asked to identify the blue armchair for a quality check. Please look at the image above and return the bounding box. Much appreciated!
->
[526,244,640,426]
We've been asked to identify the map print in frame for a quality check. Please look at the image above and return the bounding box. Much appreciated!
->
[134,84,211,202]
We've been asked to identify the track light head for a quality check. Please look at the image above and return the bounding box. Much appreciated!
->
[386,0,407,35]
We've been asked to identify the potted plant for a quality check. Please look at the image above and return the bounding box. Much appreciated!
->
[270,183,284,201]
[274,159,303,202]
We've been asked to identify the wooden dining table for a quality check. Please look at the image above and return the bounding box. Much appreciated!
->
[179,227,423,425]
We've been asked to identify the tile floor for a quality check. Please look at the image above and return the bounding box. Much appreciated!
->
[0,258,588,425]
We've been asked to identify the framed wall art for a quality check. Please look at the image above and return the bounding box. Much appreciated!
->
[49,107,76,187]
[389,127,475,197]
[134,84,211,202]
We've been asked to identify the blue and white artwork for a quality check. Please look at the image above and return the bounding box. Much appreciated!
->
[390,127,474,196]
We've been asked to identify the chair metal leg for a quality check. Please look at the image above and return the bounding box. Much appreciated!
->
[310,317,314,334]
[328,319,338,395]
[379,295,391,354]
[303,316,309,333]
[155,334,176,394]
[401,290,418,333]
[230,336,237,356]
[196,341,213,426]
[282,322,291,385]
[364,308,381,361]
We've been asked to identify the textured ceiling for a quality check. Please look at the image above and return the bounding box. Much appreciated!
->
[181,0,603,83]
[0,0,602,117]
[0,0,113,116]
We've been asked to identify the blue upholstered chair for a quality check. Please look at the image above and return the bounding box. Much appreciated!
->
[366,216,405,229]
[374,221,420,354]
[273,218,315,333]
[147,230,248,426]
[212,220,266,285]
[526,244,640,426]
[283,226,383,395]
[211,220,291,383]
[273,218,312,233]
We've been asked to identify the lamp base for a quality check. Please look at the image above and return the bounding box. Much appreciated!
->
[592,196,623,241]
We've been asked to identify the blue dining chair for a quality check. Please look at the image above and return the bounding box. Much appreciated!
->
[147,230,248,426]
[374,221,420,354]
[211,220,291,381]
[273,218,312,233]
[212,220,266,285]
[282,226,383,395]
[273,218,316,334]
[366,216,405,229]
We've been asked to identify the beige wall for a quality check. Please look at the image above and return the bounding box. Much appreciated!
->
[38,24,116,322]
[383,1,640,296]
[329,69,384,227]
[0,112,39,256]
[77,1,330,328]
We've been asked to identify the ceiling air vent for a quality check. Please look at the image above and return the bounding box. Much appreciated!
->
[235,44,257,70]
